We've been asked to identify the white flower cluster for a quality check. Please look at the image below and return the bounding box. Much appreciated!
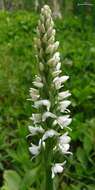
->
[28,5,72,179]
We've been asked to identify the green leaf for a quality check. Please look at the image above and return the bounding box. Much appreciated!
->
[83,135,92,155]
[1,170,21,190]
[20,167,39,190]
[76,147,87,166]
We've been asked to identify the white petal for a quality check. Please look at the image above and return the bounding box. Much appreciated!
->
[58,91,71,100]
[30,114,42,124]
[28,126,44,136]
[51,161,66,178]
[47,28,55,37]
[53,76,69,90]
[59,132,71,144]
[48,35,55,44]
[59,144,71,154]
[34,75,42,82]
[46,41,59,54]
[42,129,59,141]
[29,143,40,156]
[53,52,60,63]
[33,76,43,88]
[42,111,56,121]
[58,133,72,155]
[47,52,60,66]
[32,81,43,88]
[58,100,71,112]
[52,70,62,77]
[56,115,72,129]
[34,100,51,111]
[29,88,40,101]
[56,62,61,70]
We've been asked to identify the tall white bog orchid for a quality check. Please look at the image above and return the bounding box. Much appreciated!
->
[27,5,72,190]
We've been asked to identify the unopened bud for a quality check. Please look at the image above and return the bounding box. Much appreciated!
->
[41,24,45,33]
[43,33,48,43]
[48,36,55,44]
[53,41,59,51]
[47,27,54,37]
[39,62,44,71]
[40,14,44,23]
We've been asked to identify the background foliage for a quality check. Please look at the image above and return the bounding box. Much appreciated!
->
[0,1,95,189]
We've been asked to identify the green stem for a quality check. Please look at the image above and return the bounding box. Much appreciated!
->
[45,166,53,190]
[44,141,54,190]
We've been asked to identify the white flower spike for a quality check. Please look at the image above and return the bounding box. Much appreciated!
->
[27,4,72,185]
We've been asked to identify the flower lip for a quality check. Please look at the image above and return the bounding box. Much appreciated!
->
[42,129,59,141]
[51,161,66,178]
[42,111,56,121]
[34,100,51,111]
[58,91,71,101]
[30,113,42,124]
[58,100,71,112]
[28,125,44,136]
[29,139,42,156]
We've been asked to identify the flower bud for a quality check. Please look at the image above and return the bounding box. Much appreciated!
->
[39,62,44,71]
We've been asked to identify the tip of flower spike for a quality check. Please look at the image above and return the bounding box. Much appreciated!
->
[43,5,51,12]
[41,5,51,17]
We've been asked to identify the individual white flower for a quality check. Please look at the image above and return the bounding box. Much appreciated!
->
[32,76,43,88]
[58,132,72,154]
[30,114,42,124]
[46,18,54,29]
[52,70,62,77]
[58,100,71,112]
[34,75,42,82]
[53,52,60,63]
[34,100,51,111]
[47,52,60,66]
[28,125,44,136]
[48,35,55,45]
[29,139,42,156]
[32,81,43,88]
[53,115,72,129]
[56,62,61,70]
[41,24,46,33]
[51,161,66,178]
[34,38,41,49]
[47,28,56,38]
[59,143,71,155]
[43,33,48,43]
[28,88,40,101]
[59,132,71,144]
[46,41,59,54]
[53,76,69,90]
[42,129,59,141]
[42,111,56,121]
[58,90,71,100]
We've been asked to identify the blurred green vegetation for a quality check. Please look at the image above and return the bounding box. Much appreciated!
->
[0,11,95,190]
